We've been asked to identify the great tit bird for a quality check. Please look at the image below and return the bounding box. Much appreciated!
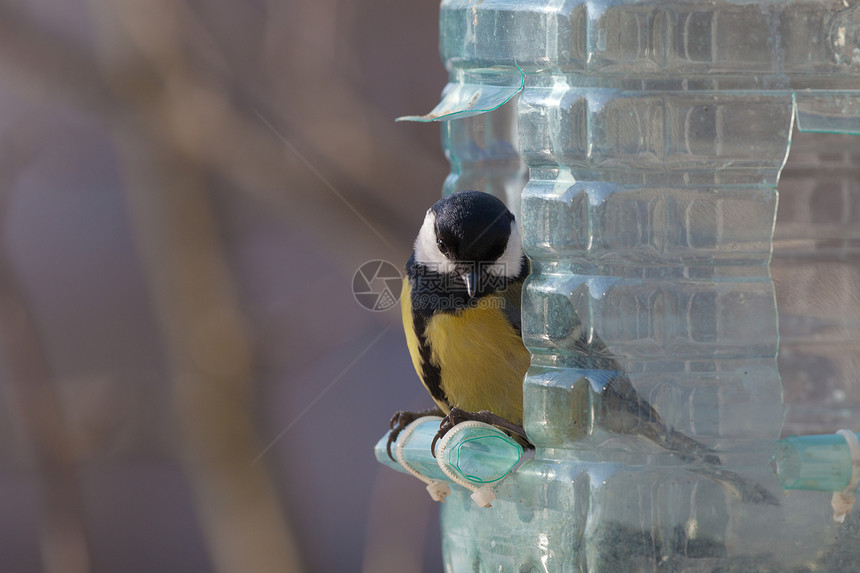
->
[388,191,778,503]
[389,191,531,458]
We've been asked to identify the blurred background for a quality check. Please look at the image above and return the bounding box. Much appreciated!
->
[3,1,860,572]
[0,0,451,571]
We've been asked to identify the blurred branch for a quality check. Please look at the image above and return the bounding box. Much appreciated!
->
[111,135,305,573]
[0,137,91,573]
[80,1,305,571]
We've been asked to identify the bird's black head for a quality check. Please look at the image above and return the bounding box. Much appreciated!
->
[431,191,514,263]
[411,191,525,300]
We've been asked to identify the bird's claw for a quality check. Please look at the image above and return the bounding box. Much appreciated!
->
[430,408,470,457]
[387,410,419,462]
[386,408,444,462]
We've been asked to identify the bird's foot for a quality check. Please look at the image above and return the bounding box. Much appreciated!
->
[387,407,443,462]
[431,407,529,457]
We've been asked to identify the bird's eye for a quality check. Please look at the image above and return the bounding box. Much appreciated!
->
[436,238,449,255]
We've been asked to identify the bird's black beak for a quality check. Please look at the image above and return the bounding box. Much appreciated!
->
[461,269,479,298]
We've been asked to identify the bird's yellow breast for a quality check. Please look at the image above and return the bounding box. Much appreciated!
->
[401,277,530,425]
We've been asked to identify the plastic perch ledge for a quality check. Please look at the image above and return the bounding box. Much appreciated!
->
[374,416,524,508]
[774,430,860,522]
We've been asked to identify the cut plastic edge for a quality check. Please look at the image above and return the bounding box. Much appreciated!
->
[396,64,525,123]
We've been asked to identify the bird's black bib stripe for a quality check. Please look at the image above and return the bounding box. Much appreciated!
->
[410,311,447,407]
[406,253,449,407]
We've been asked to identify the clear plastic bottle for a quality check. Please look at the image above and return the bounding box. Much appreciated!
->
[398,0,860,570]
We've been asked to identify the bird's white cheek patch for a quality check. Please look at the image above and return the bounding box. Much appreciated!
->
[486,221,524,279]
[413,210,455,274]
